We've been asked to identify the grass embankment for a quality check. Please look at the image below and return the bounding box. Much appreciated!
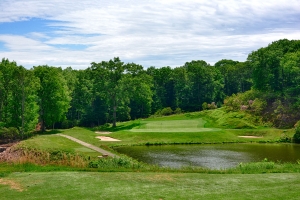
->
[0,172,299,200]
[2,133,100,168]
[61,109,293,148]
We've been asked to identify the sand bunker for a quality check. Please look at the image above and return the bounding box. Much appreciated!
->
[238,136,263,138]
[96,136,121,141]
[95,131,112,134]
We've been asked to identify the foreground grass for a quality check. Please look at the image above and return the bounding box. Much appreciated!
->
[0,172,300,200]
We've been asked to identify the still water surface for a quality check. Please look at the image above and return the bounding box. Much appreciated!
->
[114,143,300,169]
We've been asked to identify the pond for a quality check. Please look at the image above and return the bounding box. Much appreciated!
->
[114,143,300,169]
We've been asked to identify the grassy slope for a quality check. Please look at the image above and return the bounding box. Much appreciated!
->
[60,109,293,148]
[17,134,100,159]
[1,172,299,200]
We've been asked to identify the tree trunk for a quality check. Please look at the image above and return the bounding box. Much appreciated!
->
[41,119,46,132]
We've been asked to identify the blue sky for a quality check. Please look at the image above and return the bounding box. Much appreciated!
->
[0,0,300,69]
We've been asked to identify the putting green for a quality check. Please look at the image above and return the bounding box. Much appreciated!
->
[130,119,220,132]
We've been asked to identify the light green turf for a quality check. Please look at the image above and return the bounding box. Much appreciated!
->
[131,119,220,132]
[0,172,299,200]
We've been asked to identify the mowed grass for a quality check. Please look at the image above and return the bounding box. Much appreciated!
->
[131,119,220,132]
[0,172,300,200]
[58,111,293,148]
[17,134,100,159]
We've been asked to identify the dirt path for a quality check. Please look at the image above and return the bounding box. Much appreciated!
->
[57,134,118,158]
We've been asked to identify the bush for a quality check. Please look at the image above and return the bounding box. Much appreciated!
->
[0,127,20,140]
[224,90,266,115]
[250,98,267,115]
[154,109,162,116]
[174,108,182,114]
[207,102,217,110]
[202,102,208,110]
[293,121,300,143]
[160,107,173,116]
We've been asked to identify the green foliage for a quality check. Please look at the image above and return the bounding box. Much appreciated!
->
[202,102,208,110]
[215,59,252,96]
[1,39,300,131]
[0,59,39,135]
[245,39,300,127]
[293,121,300,143]
[90,58,153,127]
[174,107,182,114]
[88,156,145,169]
[60,120,79,129]
[93,123,111,131]
[224,90,267,115]
[238,158,275,173]
[33,66,71,131]
[249,39,300,93]
[0,127,20,140]
[160,107,173,116]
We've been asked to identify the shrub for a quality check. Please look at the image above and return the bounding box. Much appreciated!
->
[293,121,300,143]
[203,102,217,110]
[160,107,173,116]
[224,94,241,111]
[224,90,266,115]
[202,102,208,110]
[250,98,267,115]
[0,127,20,140]
[207,102,217,109]
[92,123,111,131]
[174,108,182,114]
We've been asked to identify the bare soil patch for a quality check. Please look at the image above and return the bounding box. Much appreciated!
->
[95,131,112,134]
[238,136,263,138]
[0,142,21,162]
[95,136,121,141]
[0,178,24,192]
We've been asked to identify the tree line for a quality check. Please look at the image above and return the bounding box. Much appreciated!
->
[1,39,300,138]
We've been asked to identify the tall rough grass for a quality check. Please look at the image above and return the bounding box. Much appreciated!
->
[4,147,89,168]
[88,156,146,170]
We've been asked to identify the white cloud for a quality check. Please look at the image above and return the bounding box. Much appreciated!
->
[0,0,300,69]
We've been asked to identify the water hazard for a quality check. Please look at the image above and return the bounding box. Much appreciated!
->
[114,143,300,169]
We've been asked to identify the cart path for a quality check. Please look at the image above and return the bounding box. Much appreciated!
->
[57,134,118,157]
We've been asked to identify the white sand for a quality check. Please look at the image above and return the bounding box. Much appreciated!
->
[96,136,121,141]
[238,136,263,138]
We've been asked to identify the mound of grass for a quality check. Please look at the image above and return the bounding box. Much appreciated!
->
[17,134,99,159]
[200,108,269,129]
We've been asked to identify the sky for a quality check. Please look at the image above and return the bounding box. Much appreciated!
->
[0,0,300,69]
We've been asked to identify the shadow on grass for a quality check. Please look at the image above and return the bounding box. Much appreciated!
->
[38,129,63,135]
[106,122,141,132]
